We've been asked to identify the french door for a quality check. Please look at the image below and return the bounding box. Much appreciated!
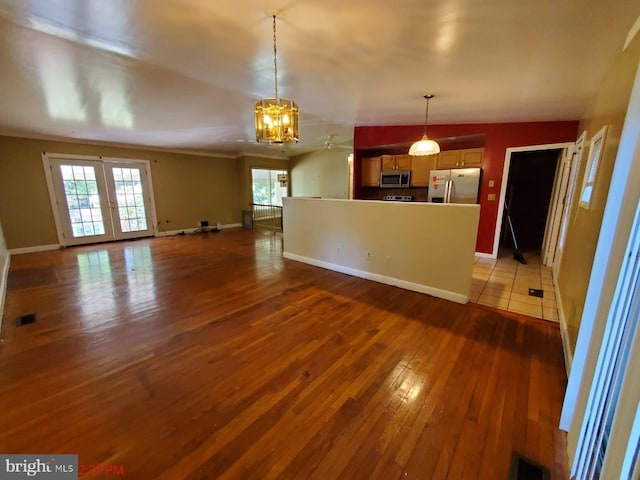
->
[45,155,156,246]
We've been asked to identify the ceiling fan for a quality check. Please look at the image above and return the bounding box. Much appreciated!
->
[324,134,353,150]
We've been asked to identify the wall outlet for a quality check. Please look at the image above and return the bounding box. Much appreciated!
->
[487,193,496,201]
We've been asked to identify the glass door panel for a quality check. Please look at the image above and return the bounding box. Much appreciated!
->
[47,157,155,246]
[104,162,154,240]
[50,159,114,245]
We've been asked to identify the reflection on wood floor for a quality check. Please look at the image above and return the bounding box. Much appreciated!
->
[0,229,568,479]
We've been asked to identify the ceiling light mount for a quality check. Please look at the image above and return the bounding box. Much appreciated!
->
[255,14,299,145]
[408,93,440,156]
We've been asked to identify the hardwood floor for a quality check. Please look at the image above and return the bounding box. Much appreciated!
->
[0,228,569,479]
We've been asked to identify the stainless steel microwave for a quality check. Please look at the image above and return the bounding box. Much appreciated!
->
[380,170,411,188]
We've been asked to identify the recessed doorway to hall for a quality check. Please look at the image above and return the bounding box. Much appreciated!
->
[500,149,564,258]
[471,147,566,322]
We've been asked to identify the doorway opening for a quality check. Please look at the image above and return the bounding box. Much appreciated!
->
[493,142,575,262]
[500,149,563,261]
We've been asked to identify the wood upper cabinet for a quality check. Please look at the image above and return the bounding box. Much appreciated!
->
[459,148,484,167]
[437,148,484,169]
[437,150,461,169]
[410,155,438,186]
[381,155,412,171]
[361,156,382,187]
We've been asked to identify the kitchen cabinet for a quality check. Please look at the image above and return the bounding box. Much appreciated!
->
[410,155,438,186]
[460,148,484,167]
[437,150,461,169]
[361,156,382,187]
[381,155,412,171]
[437,148,484,169]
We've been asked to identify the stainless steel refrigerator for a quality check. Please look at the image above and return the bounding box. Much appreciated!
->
[428,168,481,204]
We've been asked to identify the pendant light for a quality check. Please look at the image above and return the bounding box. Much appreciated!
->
[255,15,299,145]
[408,94,440,156]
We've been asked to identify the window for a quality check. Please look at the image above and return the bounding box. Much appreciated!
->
[251,169,287,206]
[580,126,607,210]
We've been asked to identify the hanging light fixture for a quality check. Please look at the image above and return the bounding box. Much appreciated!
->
[255,14,299,145]
[408,94,440,156]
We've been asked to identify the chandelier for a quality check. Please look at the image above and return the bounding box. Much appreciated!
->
[408,94,440,156]
[255,15,299,144]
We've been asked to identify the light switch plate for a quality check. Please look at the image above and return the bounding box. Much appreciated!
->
[488,180,495,187]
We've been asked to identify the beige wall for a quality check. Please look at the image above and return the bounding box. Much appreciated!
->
[0,215,8,330]
[557,33,640,352]
[0,217,6,258]
[282,197,480,303]
[235,154,290,210]
[0,135,241,249]
[290,149,350,199]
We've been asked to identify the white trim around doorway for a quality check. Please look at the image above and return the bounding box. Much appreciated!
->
[491,142,575,259]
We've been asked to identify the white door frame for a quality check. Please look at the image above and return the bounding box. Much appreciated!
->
[570,197,640,478]
[542,147,574,266]
[553,132,587,278]
[42,153,158,246]
[491,142,574,258]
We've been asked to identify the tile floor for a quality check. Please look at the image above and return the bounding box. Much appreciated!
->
[470,250,559,322]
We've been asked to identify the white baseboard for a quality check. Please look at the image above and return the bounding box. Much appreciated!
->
[283,251,469,304]
[475,251,496,259]
[554,272,573,375]
[7,224,244,251]
[9,244,61,255]
[0,252,10,339]
[156,223,242,237]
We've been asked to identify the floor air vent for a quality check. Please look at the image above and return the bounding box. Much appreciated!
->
[16,313,37,327]
[509,453,550,480]
[528,288,544,298]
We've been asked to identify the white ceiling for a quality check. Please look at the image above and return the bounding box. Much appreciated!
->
[0,0,638,157]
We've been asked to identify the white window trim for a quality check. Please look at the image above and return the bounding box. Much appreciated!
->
[580,125,608,210]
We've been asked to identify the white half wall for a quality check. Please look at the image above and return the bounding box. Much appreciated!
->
[282,198,480,303]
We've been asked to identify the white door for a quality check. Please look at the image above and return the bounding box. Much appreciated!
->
[103,161,155,240]
[553,132,586,277]
[542,147,573,266]
[47,156,155,246]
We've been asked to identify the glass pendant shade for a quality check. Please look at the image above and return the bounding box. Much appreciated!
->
[255,15,299,145]
[409,135,440,156]
[255,97,299,144]
[409,94,439,156]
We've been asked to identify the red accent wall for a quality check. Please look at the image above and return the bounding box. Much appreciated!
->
[354,121,579,254]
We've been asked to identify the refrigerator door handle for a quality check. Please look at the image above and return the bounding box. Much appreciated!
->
[445,180,452,203]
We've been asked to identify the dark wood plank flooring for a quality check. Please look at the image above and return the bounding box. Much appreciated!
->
[0,228,568,479]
